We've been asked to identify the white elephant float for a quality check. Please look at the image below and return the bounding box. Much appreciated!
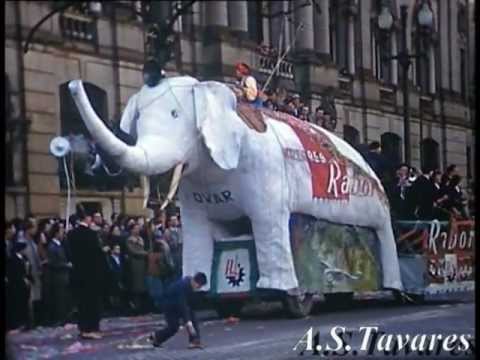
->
[68,76,403,292]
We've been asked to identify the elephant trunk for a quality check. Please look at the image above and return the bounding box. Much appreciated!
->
[68,80,149,174]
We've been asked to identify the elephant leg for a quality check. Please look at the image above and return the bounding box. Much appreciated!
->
[376,222,403,290]
[251,210,299,291]
[181,206,214,292]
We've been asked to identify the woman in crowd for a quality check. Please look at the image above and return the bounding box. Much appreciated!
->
[147,237,175,312]
[126,223,149,314]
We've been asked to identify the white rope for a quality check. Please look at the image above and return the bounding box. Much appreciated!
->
[63,156,71,232]
[262,22,304,93]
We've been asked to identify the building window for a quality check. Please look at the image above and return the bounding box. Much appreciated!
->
[421,138,440,171]
[5,73,14,187]
[460,48,466,100]
[59,7,98,44]
[59,82,126,191]
[330,1,350,74]
[381,132,402,166]
[268,1,286,50]
[466,145,472,180]
[412,1,437,95]
[343,125,360,148]
[374,33,392,83]
[372,0,395,84]
[457,3,467,36]
[60,82,109,136]
[414,36,430,93]
[247,1,263,44]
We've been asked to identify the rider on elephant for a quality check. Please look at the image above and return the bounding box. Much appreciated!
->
[233,63,263,109]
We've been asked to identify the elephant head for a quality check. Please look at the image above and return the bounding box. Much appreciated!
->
[68,77,246,194]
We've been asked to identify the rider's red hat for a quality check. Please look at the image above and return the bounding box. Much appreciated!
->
[235,62,251,76]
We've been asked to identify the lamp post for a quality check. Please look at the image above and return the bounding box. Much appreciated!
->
[377,1,433,165]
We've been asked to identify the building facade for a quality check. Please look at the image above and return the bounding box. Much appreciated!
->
[5,0,475,220]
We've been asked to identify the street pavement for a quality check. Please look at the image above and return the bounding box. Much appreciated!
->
[7,298,475,359]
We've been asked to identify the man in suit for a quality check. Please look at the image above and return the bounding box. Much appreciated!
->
[409,166,436,220]
[106,244,128,315]
[7,240,33,330]
[152,272,207,349]
[46,222,71,326]
[363,141,390,182]
[68,210,108,339]
[23,220,41,328]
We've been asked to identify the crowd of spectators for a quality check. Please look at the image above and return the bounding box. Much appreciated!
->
[234,62,473,223]
[361,143,473,223]
[5,208,182,332]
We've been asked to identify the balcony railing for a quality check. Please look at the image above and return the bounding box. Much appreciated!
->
[60,12,97,44]
[257,55,294,79]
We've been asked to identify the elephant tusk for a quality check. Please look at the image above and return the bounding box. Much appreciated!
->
[160,163,184,210]
[142,176,150,209]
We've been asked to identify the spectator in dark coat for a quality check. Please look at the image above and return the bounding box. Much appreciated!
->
[106,244,128,315]
[164,215,183,280]
[440,164,457,190]
[68,212,108,339]
[152,273,207,348]
[126,224,149,313]
[363,141,389,181]
[409,167,436,220]
[7,240,33,330]
[46,223,71,326]
[443,175,468,219]
[5,221,16,259]
[431,170,451,221]
[23,220,41,328]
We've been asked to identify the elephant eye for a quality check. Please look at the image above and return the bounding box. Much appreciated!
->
[171,109,178,118]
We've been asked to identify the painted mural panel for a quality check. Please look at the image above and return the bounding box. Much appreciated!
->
[289,214,383,293]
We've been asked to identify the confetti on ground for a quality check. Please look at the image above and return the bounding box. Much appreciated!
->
[224,316,240,325]
[20,344,38,351]
[62,341,93,354]
[118,343,154,350]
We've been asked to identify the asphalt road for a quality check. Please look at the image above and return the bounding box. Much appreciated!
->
[7,298,475,360]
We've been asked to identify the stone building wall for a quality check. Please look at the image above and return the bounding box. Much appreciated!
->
[5,1,475,220]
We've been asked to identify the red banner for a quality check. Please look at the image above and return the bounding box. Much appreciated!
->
[271,111,349,201]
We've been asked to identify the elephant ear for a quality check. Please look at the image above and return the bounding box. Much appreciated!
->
[193,81,245,170]
[119,92,139,140]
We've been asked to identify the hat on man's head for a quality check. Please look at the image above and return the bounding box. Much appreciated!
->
[235,62,251,76]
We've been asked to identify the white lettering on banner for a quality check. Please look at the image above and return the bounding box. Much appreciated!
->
[429,221,474,255]
[283,148,327,164]
[327,160,342,197]
[429,220,440,255]
[283,147,380,200]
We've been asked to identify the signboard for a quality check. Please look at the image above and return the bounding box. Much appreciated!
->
[211,240,258,294]
[395,219,475,294]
